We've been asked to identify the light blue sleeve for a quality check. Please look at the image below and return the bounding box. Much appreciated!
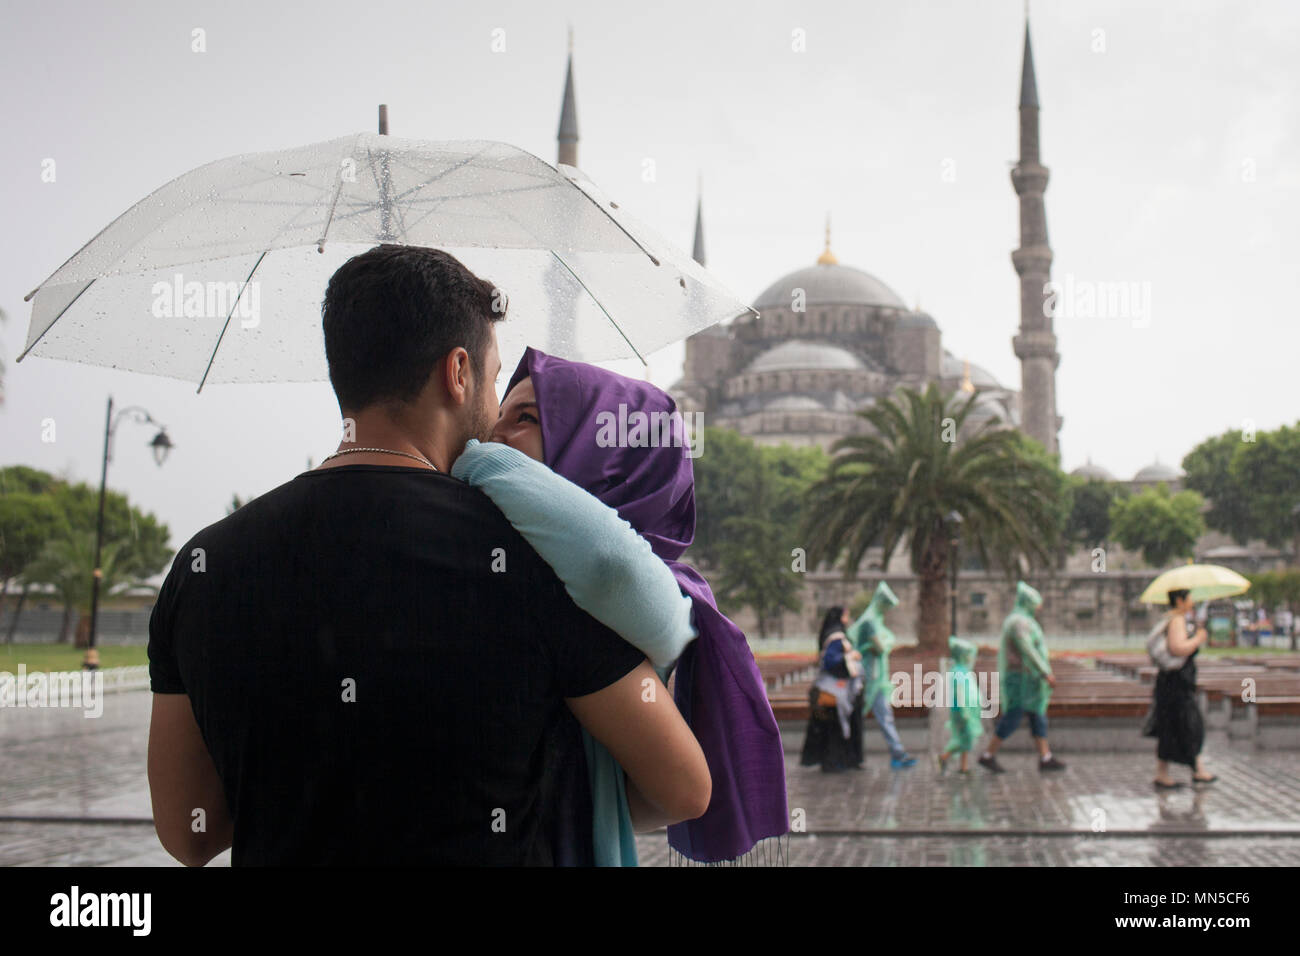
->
[451,439,696,671]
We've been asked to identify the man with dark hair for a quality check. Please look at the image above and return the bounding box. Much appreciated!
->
[147,245,710,866]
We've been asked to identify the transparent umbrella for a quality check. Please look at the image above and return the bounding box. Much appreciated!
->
[18,135,754,388]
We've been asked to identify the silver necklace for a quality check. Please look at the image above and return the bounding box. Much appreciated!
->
[321,446,438,471]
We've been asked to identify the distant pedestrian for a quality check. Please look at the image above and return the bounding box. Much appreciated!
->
[979,581,1065,773]
[1145,589,1216,789]
[801,607,864,773]
[937,637,983,775]
[848,583,917,769]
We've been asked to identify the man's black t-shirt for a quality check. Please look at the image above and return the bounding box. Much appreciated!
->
[147,464,645,866]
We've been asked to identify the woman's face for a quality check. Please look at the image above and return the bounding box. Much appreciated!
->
[841,608,851,627]
[1173,593,1193,614]
[491,376,544,462]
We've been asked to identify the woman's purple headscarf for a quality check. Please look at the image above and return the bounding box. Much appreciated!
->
[507,347,789,863]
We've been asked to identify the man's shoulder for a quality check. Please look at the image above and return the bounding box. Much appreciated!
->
[172,470,553,583]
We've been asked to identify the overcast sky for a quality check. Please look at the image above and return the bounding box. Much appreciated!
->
[2,0,1297,549]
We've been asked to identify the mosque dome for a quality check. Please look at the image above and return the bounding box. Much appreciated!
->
[746,339,873,373]
[1071,460,1117,482]
[764,395,829,412]
[753,262,908,311]
[1133,461,1183,483]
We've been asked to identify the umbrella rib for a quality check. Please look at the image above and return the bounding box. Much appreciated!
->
[315,169,348,252]
[561,176,662,267]
[15,279,96,361]
[196,250,269,393]
[550,251,646,365]
[315,133,363,251]
[391,180,576,240]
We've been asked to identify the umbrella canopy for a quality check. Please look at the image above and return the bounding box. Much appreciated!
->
[1139,563,1251,605]
[19,135,754,388]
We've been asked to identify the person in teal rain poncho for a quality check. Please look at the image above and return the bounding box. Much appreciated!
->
[979,581,1066,773]
[937,636,983,775]
[846,582,916,769]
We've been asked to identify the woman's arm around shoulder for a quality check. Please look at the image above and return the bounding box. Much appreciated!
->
[452,439,695,669]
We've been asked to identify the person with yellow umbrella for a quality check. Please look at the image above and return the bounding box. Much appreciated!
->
[1139,564,1249,789]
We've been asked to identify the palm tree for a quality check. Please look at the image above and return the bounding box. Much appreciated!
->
[802,384,1067,650]
[24,532,155,645]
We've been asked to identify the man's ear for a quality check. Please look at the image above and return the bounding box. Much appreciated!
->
[439,347,471,407]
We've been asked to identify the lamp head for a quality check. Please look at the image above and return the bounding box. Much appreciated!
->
[150,430,173,467]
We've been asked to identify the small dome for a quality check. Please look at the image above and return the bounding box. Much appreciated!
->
[746,340,868,373]
[1071,460,1117,482]
[940,350,1002,388]
[1133,460,1183,482]
[899,312,938,330]
[753,262,907,311]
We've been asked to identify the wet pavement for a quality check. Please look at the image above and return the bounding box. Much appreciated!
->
[3,692,1298,866]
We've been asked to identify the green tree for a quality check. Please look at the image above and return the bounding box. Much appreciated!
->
[1230,425,1300,550]
[1183,425,1300,553]
[0,467,171,642]
[689,427,762,569]
[49,481,171,582]
[1065,477,1119,551]
[0,465,61,497]
[802,384,1067,651]
[0,493,70,629]
[1182,429,1250,542]
[1109,483,1206,568]
[690,428,828,635]
[24,534,157,644]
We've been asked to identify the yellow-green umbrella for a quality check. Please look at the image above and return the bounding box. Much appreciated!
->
[1139,564,1251,605]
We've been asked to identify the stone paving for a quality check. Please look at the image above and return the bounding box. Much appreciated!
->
[2,691,1298,866]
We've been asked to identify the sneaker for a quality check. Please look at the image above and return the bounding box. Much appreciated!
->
[1039,756,1067,772]
[978,754,1006,774]
[890,756,917,769]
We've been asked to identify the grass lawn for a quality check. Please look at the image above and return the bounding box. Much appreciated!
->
[0,644,149,672]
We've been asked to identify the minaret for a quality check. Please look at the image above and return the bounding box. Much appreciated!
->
[692,178,706,266]
[1011,18,1061,456]
[817,212,837,265]
[557,29,579,168]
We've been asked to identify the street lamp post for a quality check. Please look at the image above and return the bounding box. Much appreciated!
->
[947,511,964,639]
[84,396,172,670]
